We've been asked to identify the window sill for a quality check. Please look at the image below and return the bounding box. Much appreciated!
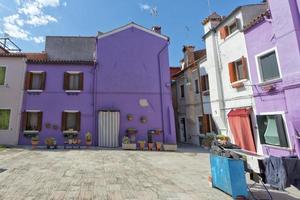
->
[27,90,43,93]
[262,144,292,151]
[258,78,282,86]
[65,90,82,93]
[63,131,79,134]
[231,79,247,88]
[24,130,39,133]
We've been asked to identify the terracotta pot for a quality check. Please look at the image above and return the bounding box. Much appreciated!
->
[148,143,154,151]
[68,139,73,144]
[31,140,39,149]
[139,142,145,150]
[156,142,162,151]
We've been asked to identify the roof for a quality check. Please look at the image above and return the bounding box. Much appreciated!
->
[172,49,206,78]
[97,22,169,41]
[170,67,181,80]
[25,53,48,61]
[202,4,265,39]
[202,12,223,25]
[26,59,95,65]
[243,10,271,32]
[0,53,26,57]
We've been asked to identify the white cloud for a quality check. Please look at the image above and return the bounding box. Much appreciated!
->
[139,3,151,11]
[2,0,63,43]
[31,36,44,43]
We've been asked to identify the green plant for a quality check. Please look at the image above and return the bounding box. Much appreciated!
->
[122,136,130,144]
[216,135,230,142]
[45,137,56,146]
[202,134,215,147]
[31,136,39,142]
[85,131,92,142]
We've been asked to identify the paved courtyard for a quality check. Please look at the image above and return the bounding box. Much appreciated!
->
[0,146,299,200]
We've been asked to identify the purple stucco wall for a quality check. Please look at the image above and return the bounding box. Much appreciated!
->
[245,0,300,157]
[19,64,95,146]
[96,26,176,145]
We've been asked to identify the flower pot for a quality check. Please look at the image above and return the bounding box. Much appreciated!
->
[156,142,162,151]
[138,141,145,150]
[86,141,92,145]
[148,143,154,151]
[31,140,39,149]
[68,139,73,144]
[122,143,137,150]
[163,144,177,151]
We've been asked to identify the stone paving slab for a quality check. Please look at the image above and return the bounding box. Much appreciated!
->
[0,147,298,200]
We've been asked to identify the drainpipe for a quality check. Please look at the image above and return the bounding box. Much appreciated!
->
[93,38,99,146]
[157,41,169,143]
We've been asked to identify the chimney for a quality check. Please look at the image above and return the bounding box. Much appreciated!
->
[152,26,161,34]
[182,45,195,67]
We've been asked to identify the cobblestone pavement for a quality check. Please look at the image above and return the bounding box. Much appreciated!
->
[0,146,299,200]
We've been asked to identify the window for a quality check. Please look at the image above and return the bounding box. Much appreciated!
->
[0,109,11,130]
[0,66,6,85]
[180,85,185,98]
[228,21,238,34]
[25,71,46,91]
[257,50,280,82]
[220,19,239,39]
[23,111,43,132]
[64,72,83,91]
[61,111,81,132]
[201,75,209,92]
[198,116,203,133]
[257,114,289,147]
[194,79,200,94]
[228,57,248,83]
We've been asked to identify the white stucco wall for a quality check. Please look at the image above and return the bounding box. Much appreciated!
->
[0,56,26,145]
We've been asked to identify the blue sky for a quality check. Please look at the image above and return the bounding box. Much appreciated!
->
[0,0,261,66]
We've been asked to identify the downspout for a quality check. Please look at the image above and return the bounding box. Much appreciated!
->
[157,41,169,143]
[93,38,99,146]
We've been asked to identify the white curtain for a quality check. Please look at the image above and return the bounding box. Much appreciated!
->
[69,74,79,90]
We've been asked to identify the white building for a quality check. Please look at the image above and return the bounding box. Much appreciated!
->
[202,4,267,152]
[0,41,26,145]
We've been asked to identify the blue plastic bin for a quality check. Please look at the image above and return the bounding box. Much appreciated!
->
[210,154,249,199]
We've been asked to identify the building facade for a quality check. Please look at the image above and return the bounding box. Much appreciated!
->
[18,23,177,147]
[0,53,27,145]
[244,0,300,157]
[172,47,215,145]
[202,4,267,152]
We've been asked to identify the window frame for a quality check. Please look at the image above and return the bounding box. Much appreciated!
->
[228,20,238,35]
[257,111,291,149]
[255,47,282,84]
[62,110,81,133]
[64,71,84,93]
[194,79,200,94]
[26,71,46,92]
[0,108,11,130]
[180,84,185,98]
[0,66,7,86]
[23,110,43,133]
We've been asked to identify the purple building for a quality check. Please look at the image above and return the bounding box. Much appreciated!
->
[19,23,176,147]
[244,0,300,157]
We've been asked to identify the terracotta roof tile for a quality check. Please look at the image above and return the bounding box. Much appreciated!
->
[0,53,26,57]
[26,59,95,65]
[25,53,48,61]
[243,10,271,32]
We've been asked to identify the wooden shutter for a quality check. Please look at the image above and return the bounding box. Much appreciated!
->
[79,72,84,90]
[61,112,67,131]
[202,115,208,133]
[24,72,32,90]
[201,76,206,91]
[76,112,81,131]
[63,72,70,90]
[22,112,27,131]
[242,56,248,80]
[37,112,43,131]
[220,26,229,40]
[41,72,46,90]
[228,62,237,83]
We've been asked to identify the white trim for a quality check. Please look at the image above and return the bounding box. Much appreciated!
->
[64,110,79,113]
[24,130,39,133]
[0,108,11,131]
[27,89,43,93]
[66,71,82,74]
[65,90,82,93]
[97,23,169,41]
[0,66,7,86]
[29,71,44,74]
[257,111,291,149]
[63,130,79,134]
[255,47,282,84]
[25,110,41,112]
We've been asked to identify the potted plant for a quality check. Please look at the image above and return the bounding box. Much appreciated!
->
[127,114,134,121]
[138,140,146,150]
[155,129,162,135]
[202,134,215,149]
[31,136,39,149]
[156,142,162,151]
[216,135,230,144]
[122,136,137,150]
[126,128,137,143]
[45,137,57,149]
[147,131,154,151]
[85,131,92,147]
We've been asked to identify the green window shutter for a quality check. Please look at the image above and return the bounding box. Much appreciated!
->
[0,67,6,85]
[0,109,11,130]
